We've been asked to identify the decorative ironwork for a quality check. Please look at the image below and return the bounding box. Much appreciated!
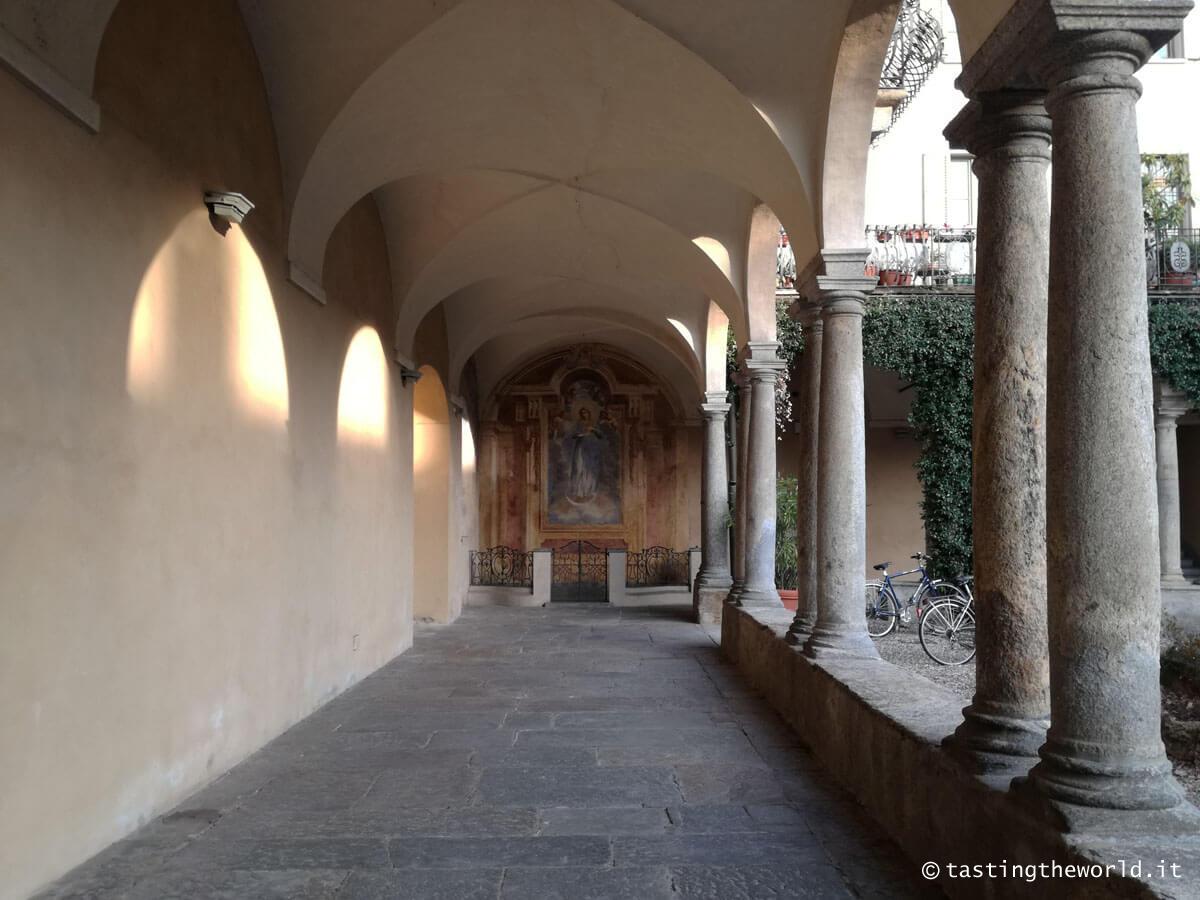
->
[626,547,690,588]
[1147,227,1200,290]
[874,0,945,144]
[470,547,533,587]
[866,224,976,289]
[551,540,609,602]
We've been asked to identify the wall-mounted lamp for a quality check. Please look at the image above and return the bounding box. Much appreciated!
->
[399,366,423,388]
[204,191,254,235]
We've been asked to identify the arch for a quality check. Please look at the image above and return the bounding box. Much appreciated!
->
[745,204,782,343]
[286,0,816,289]
[393,185,746,356]
[704,301,731,395]
[820,0,904,250]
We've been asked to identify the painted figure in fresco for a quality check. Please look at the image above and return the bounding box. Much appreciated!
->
[567,406,604,502]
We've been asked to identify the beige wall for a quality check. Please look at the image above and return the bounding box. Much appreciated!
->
[777,426,925,579]
[0,3,417,896]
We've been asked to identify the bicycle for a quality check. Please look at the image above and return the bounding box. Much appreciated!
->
[864,553,968,639]
[919,579,976,666]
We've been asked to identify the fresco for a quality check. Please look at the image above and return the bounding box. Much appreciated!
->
[547,376,621,526]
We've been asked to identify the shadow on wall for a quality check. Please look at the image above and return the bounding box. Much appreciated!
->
[127,209,289,425]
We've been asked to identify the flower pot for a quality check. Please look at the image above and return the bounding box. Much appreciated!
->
[777,589,798,611]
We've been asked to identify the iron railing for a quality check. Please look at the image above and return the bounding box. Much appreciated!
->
[469,547,533,587]
[866,224,976,288]
[1147,228,1200,289]
[875,0,945,144]
[626,546,690,588]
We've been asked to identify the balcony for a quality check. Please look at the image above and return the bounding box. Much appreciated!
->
[865,224,976,289]
[1148,227,1200,290]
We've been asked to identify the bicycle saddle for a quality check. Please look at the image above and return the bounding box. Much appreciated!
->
[873,562,891,571]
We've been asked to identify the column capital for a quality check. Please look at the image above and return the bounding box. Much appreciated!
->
[744,341,786,378]
[944,92,1050,162]
[957,0,1190,97]
[699,393,731,419]
[1155,378,1192,423]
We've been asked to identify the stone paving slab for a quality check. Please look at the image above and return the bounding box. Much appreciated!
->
[34,605,941,900]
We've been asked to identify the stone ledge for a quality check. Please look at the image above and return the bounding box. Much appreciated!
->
[723,605,1200,899]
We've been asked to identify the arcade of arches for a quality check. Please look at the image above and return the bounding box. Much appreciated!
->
[3,0,1199,897]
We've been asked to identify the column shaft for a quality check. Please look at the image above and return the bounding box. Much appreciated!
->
[1029,32,1181,809]
[739,346,785,607]
[804,289,877,658]
[1156,380,1191,585]
[694,395,732,623]
[728,371,751,604]
[946,94,1051,764]
[787,308,823,643]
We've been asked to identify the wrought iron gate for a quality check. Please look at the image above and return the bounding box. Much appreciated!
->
[551,540,608,602]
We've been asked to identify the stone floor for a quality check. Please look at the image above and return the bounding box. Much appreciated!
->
[37,605,941,900]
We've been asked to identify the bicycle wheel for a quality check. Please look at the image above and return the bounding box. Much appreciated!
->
[913,579,967,622]
[919,598,976,666]
[864,580,898,638]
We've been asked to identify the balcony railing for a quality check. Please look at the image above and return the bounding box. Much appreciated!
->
[866,224,976,289]
[1148,228,1200,290]
[626,547,690,588]
[469,547,533,587]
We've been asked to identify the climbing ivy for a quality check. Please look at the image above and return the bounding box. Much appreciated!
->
[862,295,975,579]
[1150,298,1200,406]
[853,294,1200,582]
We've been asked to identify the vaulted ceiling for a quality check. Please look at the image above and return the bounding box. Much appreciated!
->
[0,0,1013,405]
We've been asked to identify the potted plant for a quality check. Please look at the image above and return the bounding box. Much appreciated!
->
[776,475,799,608]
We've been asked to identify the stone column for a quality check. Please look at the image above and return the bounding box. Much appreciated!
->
[738,343,786,607]
[786,305,823,644]
[694,392,733,623]
[1156,378,1192,586]
[943,95,1051,766]
[804,256,878,659]
[1026,25,1185,810]
[727,368,751,605]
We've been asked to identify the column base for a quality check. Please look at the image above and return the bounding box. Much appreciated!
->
[803,624,879,660]
[784,614,815,646]
[943,703,1048,772]
[1021,738,1184,811]
[693,580,732,626]
[738,586,784,608]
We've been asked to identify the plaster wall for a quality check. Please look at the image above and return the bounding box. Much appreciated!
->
[777,427,924,578]
[0,4,414,896]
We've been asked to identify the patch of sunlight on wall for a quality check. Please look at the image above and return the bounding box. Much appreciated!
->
[127,211,288,426]
[229,230,289,423]
[127,238,176,404]
[337,327,390,445]
[461,419,476,475]
[692,236,732,281]
[667,318,697,352]
[412,366,446,469]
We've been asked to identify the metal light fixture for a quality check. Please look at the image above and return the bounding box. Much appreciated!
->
[203,191,255,234]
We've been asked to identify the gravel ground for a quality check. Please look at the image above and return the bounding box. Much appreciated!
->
[877,623,1200,806]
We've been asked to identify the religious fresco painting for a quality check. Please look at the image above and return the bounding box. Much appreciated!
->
[547,375,621,526]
